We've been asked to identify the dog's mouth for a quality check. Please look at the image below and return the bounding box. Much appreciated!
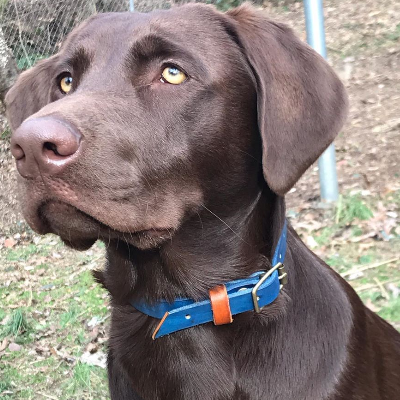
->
[36,201,174,250]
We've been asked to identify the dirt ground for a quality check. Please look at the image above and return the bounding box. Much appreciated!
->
[266,0,400,205]
[0,0,399,398]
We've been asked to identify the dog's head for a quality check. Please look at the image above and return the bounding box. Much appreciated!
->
[6,4,347,250]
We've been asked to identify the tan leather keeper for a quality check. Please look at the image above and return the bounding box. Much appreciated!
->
[209,285,233,325]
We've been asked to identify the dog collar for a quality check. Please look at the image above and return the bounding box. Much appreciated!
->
[131,221,288,339]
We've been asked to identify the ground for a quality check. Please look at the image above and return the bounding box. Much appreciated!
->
[0,0,400,398]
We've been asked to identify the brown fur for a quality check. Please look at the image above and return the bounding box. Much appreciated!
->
[6,4,400,399]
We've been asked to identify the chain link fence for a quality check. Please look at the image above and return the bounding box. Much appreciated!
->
[0,0,173,100]
[0,0,132,70]
[0,0,258,69]
[0,0,269,101]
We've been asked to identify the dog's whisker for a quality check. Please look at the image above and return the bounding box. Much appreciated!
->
[196,211,204,231]
[134,163,156,197]
[121,232,132,261]
[107,227,111,248]
[142,175,155,196]
[233,145,260,162]
[122,222,135,243]
[200,204,250,246]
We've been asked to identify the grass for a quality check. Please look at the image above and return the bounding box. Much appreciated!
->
[335,193,374,226]
[340,22,400,58]
[1,127,11,140]
[212,0,243,12]
[16,53,51,70]
[5,243,44,261]
[0,309,32,341]
[1,190,399,398]
[385,23,400,42]
[321,238,400,328]
[0,355,108,399]
[312,192,377,247]
[379,298,400,322]
[65,362,98,394]
[0,239,109,399]
[291,190,400,331]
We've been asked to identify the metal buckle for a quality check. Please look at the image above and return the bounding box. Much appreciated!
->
[278,263,288,287]
[251,263,288,313]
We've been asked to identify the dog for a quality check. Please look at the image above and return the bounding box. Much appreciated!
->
[5,3,400,399]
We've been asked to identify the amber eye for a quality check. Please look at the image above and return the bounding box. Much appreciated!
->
[59,74,73,94]
[161,66,187,85]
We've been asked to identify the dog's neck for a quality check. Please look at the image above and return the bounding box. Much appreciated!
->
[102,188,353,399]
[102,187,286,305]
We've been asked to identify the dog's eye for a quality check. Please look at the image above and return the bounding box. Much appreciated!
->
[161,66,187,85]
[59,74,73,94]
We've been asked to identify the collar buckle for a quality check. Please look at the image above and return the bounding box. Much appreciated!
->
[251,262,288,313]
[132,221,288,338]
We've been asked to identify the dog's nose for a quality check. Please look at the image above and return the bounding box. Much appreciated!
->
[11,117,82,178]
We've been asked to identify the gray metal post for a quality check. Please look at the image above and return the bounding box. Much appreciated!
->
[129,0,134,12]
[304,0,339,202]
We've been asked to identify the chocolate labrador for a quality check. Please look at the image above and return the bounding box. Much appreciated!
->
[5,3,400,399]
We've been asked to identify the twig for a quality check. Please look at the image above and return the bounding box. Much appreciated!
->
[47,305,68,311]
[27,285,33,307]
[341,258,399,278]
[355,278,400,293]
[29,359,46,365]
[36,393,59,400]
[349,232,377,243]
[373,277,390,300]
[335,194,343,224]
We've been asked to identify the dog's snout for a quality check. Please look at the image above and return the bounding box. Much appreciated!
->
[11,117,82,178]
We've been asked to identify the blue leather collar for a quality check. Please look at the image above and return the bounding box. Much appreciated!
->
[131,221,288,339]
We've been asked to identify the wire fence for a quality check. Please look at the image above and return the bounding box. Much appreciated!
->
[0,0,256,72]
[0,0,133,70]
[0,0,245,102]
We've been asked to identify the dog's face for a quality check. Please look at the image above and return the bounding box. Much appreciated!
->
[6,4,348,251]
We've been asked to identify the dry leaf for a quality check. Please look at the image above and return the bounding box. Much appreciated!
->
[86,342,98,353]
[4,238,16,248]
[0,338,9,352]
[80,351,107,368]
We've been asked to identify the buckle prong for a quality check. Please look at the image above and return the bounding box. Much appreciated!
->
[251,263,287,313]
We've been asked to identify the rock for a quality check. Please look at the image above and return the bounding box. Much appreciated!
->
[81,351,107,369]
[8,342,21,352]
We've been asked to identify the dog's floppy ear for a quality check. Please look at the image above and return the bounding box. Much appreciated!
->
[5,56,56,131]
[226,5,348,196]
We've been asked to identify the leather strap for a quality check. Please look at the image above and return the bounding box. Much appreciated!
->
[209,285,233,325]
[145,269,281,339]
[131,220,288,339]
[152,312,170,340]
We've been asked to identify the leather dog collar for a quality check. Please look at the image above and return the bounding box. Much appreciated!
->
[131,221,288,339]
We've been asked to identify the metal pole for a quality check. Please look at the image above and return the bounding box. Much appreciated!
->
[304,0,339,203]
[129,0,134,12]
